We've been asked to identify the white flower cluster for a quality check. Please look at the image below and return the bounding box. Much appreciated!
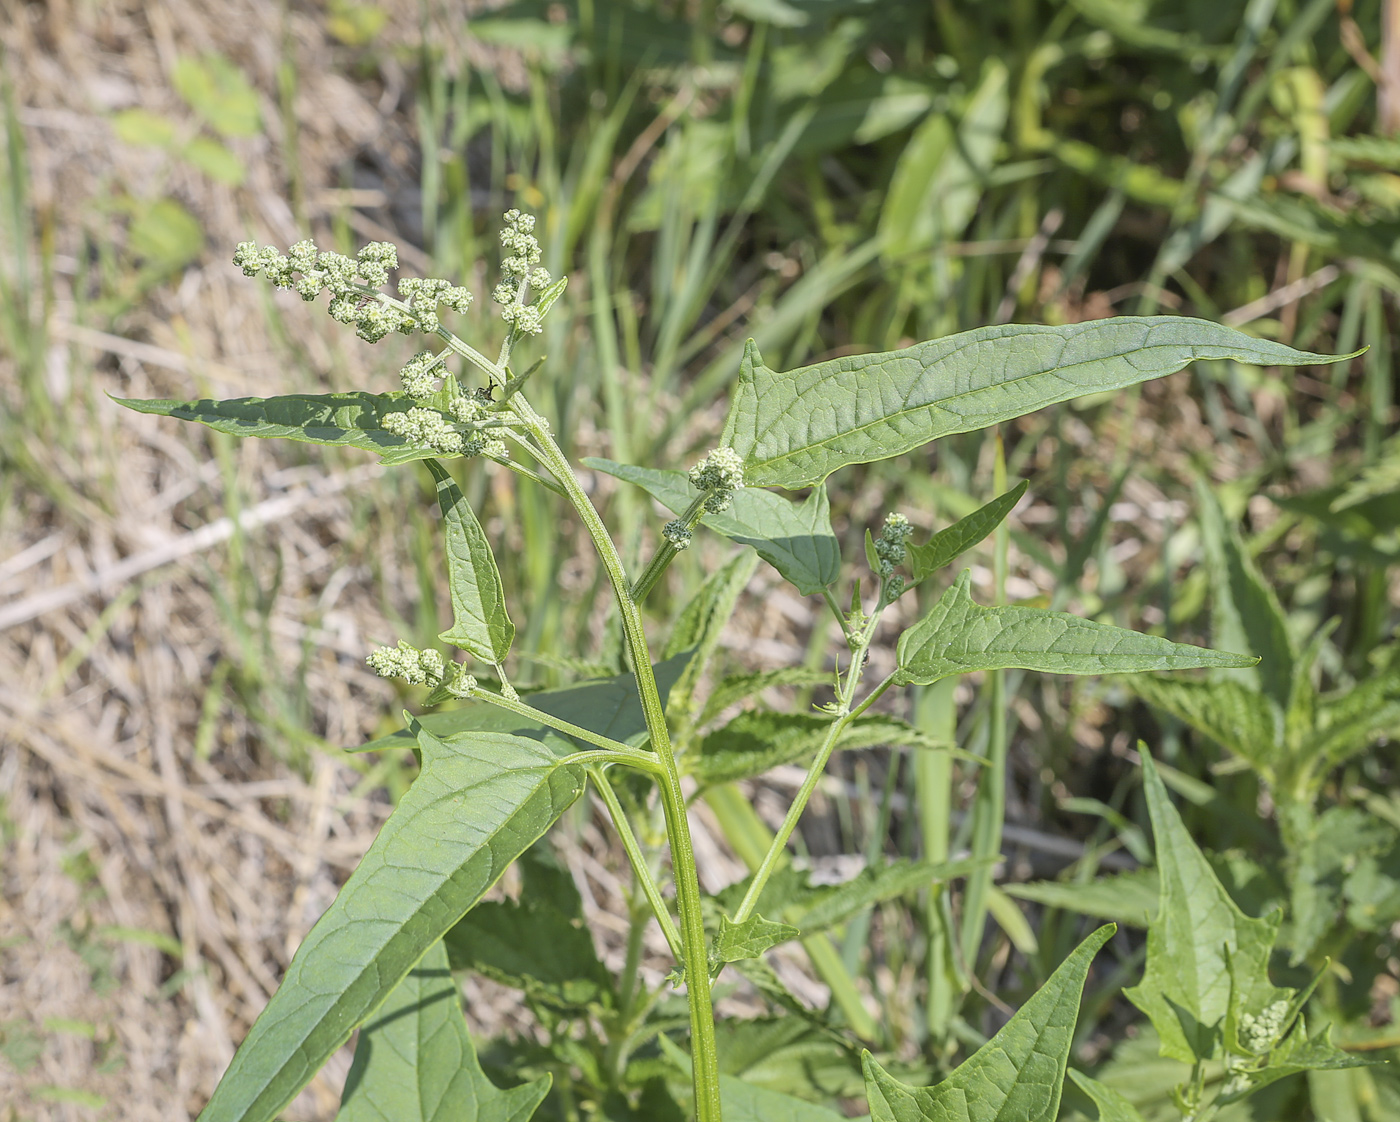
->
[398,277,473,334]
[232,239,477,345]
[1239,1000,1290,1052]
[381,407,466,454]
[367,642,480,697]
[663,519,693,549]
[688,447,745,513]
[491,209,551,336]
[366,641,446,685]
[398,350,441,398]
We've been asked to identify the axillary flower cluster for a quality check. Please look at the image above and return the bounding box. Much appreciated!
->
[233,210,558,462]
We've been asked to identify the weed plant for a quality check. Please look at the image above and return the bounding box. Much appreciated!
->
[117,210,1380,1121]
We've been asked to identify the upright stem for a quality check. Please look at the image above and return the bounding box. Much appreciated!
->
[509,394,722,1122]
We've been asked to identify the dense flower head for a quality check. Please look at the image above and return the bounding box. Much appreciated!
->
[663,520,693,549]
[381,407,465,454]
[1239,1000,1290,1052]
[399,351,440,398]
[366,641,446,686]
[688,447,745,513]
[873,512,913,576]
[491,209,551,336]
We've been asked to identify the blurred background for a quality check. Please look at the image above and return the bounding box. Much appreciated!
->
[1,0,1398,1119]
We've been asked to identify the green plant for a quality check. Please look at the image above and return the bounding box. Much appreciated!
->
[115,214,1363,1122]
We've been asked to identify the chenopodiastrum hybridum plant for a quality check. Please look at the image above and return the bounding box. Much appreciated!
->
[116,212,1365,1122]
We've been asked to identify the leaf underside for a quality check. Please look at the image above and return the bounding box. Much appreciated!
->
[585,458,840,595]
[334,938,550,1122]
[720,318,1355,488]
[896,570,1257,686]
[862,925,1114,1122]
[197,722,584,1122]
[115,392,448,465]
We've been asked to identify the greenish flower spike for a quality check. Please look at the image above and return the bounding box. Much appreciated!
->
[688,447,745,513]
[874,512,913,576]
[398,351,441,398]
[491,209,551,337]
[663,519,694,549]
[366,641,446,686]
[380,407,465,454]
[1239,999,1290,1053]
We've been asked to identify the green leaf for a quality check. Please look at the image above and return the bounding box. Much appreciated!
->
[1004,870,1160,927]
[714,1017,868,1103]
[719,1076,851,1122]
[112,108,178,148]
[906,482,1029,584]
[426,460,514,666]
[352,653,692,754]
[895,571,1256,686]
[181,137,246,185]
[689,710,953,786]
[334,938,551,1122]
[1195,482,1295,711]
[1304,661,1400,773]
[113,392,451,464]
[172,53,261,137]
[713,914,800,965]
[585,459,840,595]
[126,198,204,272]
[722,0,807,27]
[197,720,584,1122]
[788,858,983,938]
[862,924,1114,1122]
[1064,1071,1147,1122]
[721,321,1354,488]
[698,667,834,726]
[1122,674,1280,776]
[1123,747,1283,1065]
[444,898,613,1011]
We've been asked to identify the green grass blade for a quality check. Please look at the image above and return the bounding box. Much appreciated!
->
[197,720,584,1122]
[720,320,1358,488]
[895,571,1257,686]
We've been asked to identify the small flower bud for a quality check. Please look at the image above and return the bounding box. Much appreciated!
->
[663,520,693,549]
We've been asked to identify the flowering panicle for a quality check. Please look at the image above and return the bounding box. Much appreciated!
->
[688,448,745,513]
[873,513,912,576]
[491,209,551,337]
[366,642,478,697]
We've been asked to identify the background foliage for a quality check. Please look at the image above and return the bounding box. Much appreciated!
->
[0,0,1397,1118]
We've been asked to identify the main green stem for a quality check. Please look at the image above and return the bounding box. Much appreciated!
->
[509,393,723,1122]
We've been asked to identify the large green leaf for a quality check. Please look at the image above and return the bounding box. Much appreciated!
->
[688,710,952,786]
[1123,674,1280,774]
[334,938,550,1122]
[353,652,691,754]
[719,1075,853,1122]
[861,925,1115,1122]
[585,458,840,595]
[426,460,514,665]
[1124,748,1284,1065]
[198,720,584,1122]
[1064,1071,1146,1122]
[721,320,1353,488]
[895,571,1256,686]
[115,392,451,465]
[906,482,1029,584]
[1195,482,1294,712]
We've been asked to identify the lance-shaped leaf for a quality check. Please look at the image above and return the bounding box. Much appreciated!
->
[115,392,452,465]
[584,458,840,595]
[862,925,1115,1122]
[197,720,584,1122]
[353,652,692,754]
[1005,870,1161,927]
[787,858,983,938]
[896,571,1256,686]
[1195,481,1294,711]
[720,321,1355,488]
[1065,1071,1146,1122]
[712,914,800,966]
[689,710,958,786]
[1122,674,1280,775]
[907,481,1029,584]
[1124,747,1283,1064]
[425,460,514,664]
[334,938,550,1122]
